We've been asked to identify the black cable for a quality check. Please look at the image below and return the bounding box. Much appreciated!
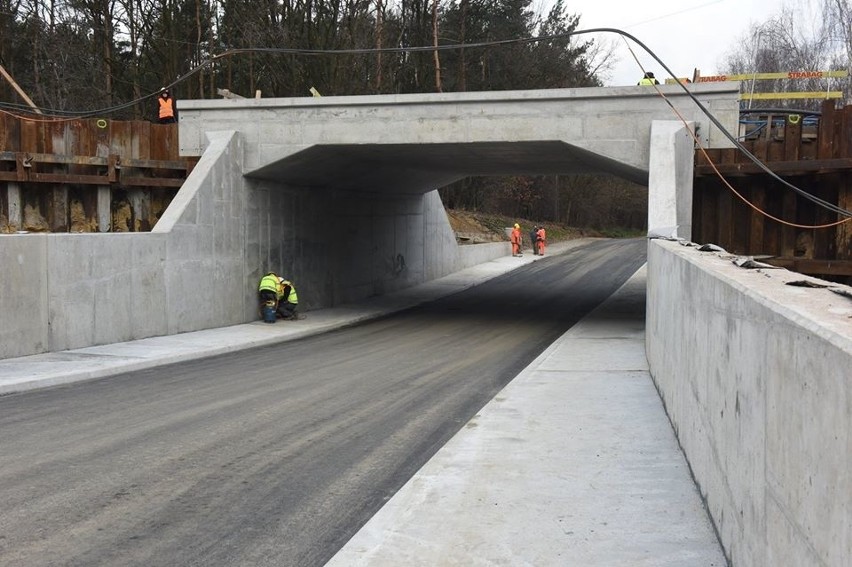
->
[6,26,849,218]
[738,122,766,140]
[583,26,852,218]
[740,107,822,117]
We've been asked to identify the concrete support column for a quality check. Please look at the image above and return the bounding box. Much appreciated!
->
[647,120,695,241]
[98,186,111,232]
[7,182,22,231]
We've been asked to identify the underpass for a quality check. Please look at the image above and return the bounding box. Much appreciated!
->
[2,83,848,565]
[3,83,739,359]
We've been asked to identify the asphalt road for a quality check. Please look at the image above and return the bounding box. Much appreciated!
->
[0,238,647,567]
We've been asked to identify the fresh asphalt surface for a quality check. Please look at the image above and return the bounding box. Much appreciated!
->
[0,238,652,566]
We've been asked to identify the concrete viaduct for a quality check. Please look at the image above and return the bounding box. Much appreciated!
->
[2,82,849,566]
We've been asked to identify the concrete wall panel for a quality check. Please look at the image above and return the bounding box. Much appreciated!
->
[129,235,168,338]
[47,235,124,350]
[43,234,168,352]
[0,235,48,358]
[47,274,97,351]
[765,326,849,566]
[646,240,852,567]
[423,191,458,280]
[401,210,425,284]
[91,262,135,347]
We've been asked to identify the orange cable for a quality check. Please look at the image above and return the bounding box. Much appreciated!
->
[626,41,851,231]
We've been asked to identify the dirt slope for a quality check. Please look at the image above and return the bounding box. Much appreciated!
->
[446,209,589,244]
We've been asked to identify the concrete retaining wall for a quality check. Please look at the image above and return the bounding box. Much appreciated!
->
[455,241,510,272]
[244,181,462,309]
[0,233,170,357]
[0,130,484,359]
[1,131,245,358]
[646,239,852,567]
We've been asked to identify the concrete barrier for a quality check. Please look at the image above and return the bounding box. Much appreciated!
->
[455,241,510,271]
[646,239,852,567]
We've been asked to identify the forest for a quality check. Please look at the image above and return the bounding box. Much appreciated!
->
[1,0,851,231]
[0,0,602,115]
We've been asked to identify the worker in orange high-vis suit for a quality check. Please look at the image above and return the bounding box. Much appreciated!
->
[156,88,177,124]
[510,223,522,257]
[536,225,546,256]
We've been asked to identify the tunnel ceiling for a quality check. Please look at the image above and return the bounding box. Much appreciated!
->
[246,141,647,193]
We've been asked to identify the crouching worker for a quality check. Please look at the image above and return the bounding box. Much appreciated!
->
[276,278,300,320]
[258,272,283,323]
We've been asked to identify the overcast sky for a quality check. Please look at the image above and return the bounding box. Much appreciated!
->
[546,0,804,86]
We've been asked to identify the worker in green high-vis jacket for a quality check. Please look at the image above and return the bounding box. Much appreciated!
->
[276,278,299,320]
[258,272,283,323]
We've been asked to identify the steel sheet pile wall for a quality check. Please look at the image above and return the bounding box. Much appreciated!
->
[0,115,191,233]
[693,101,852,281]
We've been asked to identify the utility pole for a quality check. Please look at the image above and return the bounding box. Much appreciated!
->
[0,64,43,115]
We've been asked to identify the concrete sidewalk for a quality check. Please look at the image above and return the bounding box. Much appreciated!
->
[326,267,726,566]
[0,239,726,566]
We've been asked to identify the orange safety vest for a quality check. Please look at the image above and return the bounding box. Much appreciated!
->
[158,96,175,120]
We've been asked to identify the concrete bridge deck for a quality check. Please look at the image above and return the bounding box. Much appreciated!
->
[178,83,739,191]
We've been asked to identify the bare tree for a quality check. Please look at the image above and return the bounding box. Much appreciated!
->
[0,1,24,103]
[374,0,383,89]
[721,5,845,109]
[820,0,852,98]
[583,36,616,83]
